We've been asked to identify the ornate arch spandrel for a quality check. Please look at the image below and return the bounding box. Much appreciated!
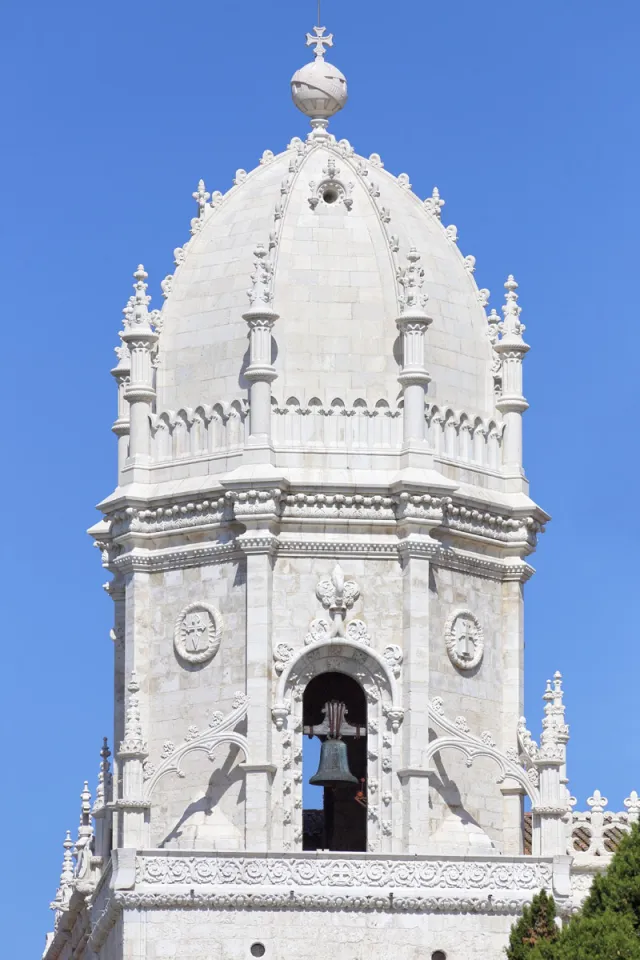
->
[272,639,404,854]
[142,695,250,801]
[427,698,541,807]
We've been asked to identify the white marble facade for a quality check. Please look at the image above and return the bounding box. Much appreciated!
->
[43,26,637,960]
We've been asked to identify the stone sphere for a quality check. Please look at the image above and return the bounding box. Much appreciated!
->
[290,59,348,119]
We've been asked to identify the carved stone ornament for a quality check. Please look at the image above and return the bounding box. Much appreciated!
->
[174,602,223,665]
[444,610,484,671]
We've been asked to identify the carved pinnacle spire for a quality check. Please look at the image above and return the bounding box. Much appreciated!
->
[487,308,500,345]
[113,296,133,372]
[76,781,93,853]
[192,178,210,217]
[424,186,445,220]
[396,247,430,317]
[119,671,148,757]
[539,670,569,757]
[245,243,275,311]
[121,265,161,342]
[499,274,526,341]
[93,737,111,811]
[131,265,151,324]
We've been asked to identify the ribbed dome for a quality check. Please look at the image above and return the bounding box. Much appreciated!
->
[157,136,494,421]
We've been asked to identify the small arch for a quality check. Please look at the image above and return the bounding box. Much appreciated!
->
[458,414,472,461]
[443,409,458,458]
[156,412,172,460]
[209,405,225,452]
[275,638,401,717]
[472,417,487,465]
[172,410,191,458]
[307,397,323,445]
[487,420,500,469]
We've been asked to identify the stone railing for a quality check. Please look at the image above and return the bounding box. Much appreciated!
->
[145,396,504,469]
[149,401,248,461]
[271,396,403,450]
[567,790,639,863]
[271,396,503,468]
[426,405,504,469]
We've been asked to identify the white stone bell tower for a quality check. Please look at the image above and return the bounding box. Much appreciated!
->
[46,24,630,960]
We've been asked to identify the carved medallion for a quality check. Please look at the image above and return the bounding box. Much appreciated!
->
[444,610,484,671]
[174,602,223,665]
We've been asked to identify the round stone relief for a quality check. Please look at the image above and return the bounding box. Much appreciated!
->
[444,610,484,671]
[174,602,223,665]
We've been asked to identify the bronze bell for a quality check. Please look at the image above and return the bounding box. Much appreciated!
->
[309,737,358,789]
[309,700,358,789]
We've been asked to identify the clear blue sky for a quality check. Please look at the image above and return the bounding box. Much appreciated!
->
[1,1,638,956]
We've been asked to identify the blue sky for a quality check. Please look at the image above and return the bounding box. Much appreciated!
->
[1,0,638,956]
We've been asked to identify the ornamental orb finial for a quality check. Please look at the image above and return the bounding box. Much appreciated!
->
[291,26,347,131]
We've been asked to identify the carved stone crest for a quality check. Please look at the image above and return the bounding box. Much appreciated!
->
[444,610,484,671]
[174,602,223,665]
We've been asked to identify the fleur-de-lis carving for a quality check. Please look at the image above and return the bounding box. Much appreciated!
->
[192,179,210,217]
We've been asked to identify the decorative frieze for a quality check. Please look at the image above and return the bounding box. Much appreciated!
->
[149,400,248,461]
[134,853,553,892]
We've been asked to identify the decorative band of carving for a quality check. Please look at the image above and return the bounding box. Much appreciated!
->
[108,889,546,916]
[135,855,552,891]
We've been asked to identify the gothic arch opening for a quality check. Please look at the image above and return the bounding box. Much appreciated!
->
[302,672,367,852]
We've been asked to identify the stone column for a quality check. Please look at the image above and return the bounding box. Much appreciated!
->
[394,494,445,853]
[92,738,113,865]
[233,487,281,850]
[116,672,150,849]
[111,299,132,481]
[495,276,529,485]
[243,244,278,455]
[534,674,570,856]
[501,577,526,853]
[396,248,432,452]
[122,266,158,467]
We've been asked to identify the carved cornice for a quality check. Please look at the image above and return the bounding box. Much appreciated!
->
[88,885,549,935]
[101,488,543,548]
[112,542,238,574]
[105,537,533,581]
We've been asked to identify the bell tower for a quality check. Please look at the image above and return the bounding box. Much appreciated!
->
[42,23,585,960]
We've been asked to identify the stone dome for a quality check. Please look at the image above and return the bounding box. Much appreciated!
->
[157,137,494,421]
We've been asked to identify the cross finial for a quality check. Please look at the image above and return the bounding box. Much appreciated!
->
[306,25,333,60]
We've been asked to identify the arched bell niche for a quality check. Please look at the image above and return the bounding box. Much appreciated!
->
[302,672,367,852]
[273,638,403,854]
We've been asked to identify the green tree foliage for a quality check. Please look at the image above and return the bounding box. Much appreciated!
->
[545,909,640,960]
[582,820,640,930]
[507,822,640,960]
[505,890,558,959]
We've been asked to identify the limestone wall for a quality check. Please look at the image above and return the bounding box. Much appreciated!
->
[131,561,247,849]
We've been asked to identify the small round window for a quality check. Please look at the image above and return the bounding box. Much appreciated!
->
[322,185,340,204]
[432,951,447,960]
[250,945,266,958]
